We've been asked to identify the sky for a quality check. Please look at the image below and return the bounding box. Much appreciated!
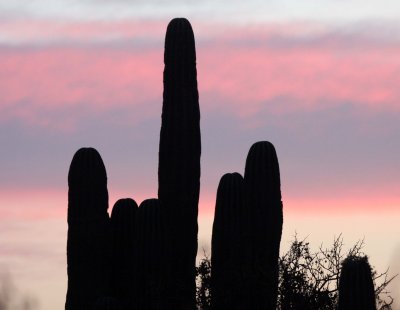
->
[0,0,399,308]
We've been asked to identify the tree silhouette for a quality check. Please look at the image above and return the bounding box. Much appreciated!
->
[278,235,395,310]
[196,235,396,310]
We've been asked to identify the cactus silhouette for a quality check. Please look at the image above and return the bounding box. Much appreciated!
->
[110,198,138,308]
[66,147,111,309]
[158,17,201,308]
[338,255,376,310]
[243,141,283,309]
[93,296,122,310]
[211,173,245,308]
[133,199,168,309]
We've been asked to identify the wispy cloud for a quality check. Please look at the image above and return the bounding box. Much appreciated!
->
[0,46,163,129]
[1,20,399,131]
[1,0,400,23]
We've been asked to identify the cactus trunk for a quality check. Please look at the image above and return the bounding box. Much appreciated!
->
[110,198,138,308]
[338,255,377,310]
[133,199,168,309]
[211,172,245,309]
[158,17,201,308]
[66,147,111,309]
[243,141,283,309]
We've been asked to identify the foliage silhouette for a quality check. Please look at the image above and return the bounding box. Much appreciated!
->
[196,253,212,309]
[196,235,396,310]
[278,235,395,310]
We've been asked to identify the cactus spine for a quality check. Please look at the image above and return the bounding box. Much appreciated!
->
[211,173,244,309]
[158,17,201,308]
[66,147,111,309]
[134,199,168,309]
[338,255,376,310]
[243,141,283,309]
[110,198,138,308]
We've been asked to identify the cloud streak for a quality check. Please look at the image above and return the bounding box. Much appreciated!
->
[1,0,400,23]
[1,21,399,130]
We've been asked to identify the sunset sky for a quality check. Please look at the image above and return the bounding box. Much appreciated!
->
[0,1,399,308]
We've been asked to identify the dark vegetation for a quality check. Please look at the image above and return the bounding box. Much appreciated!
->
[196,235,396,309]
[65,17,397,309]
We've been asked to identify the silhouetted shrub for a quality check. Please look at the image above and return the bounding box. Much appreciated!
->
[196,235,396,310]
[196,254,212,310]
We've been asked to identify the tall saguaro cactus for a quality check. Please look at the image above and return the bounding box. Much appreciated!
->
[211,172,244,309]
[338,255,376,310]
[133,199,168,309]
[158,17,201,308]
[110,198,138,308]
[66,147,111,309]
[243,141,283,309]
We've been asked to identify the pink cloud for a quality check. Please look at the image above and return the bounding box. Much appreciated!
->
[0,47,162,129]
[0,20,166,45]
[1,21,400,130]
[198,44,400,116]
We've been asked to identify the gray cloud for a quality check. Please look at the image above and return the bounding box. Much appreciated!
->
[1,0,400,23]
[2,99,399,206]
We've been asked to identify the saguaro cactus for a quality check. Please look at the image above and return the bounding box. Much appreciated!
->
[211,172,244,309]
[110,198,138,307]
[158,17,201,308]
[243,141,283,309]
[93,297,121,310]
[338,255,376,310]
[133,199,168,309]
[66,147,111,309]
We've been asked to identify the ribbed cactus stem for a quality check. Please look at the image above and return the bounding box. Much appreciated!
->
[158,17,201,308]
[338,255,376,310]
[66,147,111,309]
[211,172,244,308]
[110,198,138,307]
[93,297,121,310]
[134,199,167,309]
[243,141,283,309]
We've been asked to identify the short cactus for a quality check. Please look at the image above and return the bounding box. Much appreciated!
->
[66,147,111,309]
[338,255,376,310]
[211,172,244,308]
[243,141,283,309]
[110,198,138,308]
[133,199,168,309]
[158,17,201,308]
